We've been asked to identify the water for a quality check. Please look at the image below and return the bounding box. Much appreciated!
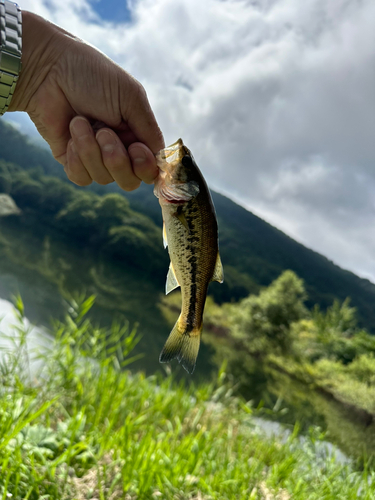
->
[0,221,373,465]
[0,298,52,378]
[242,364,375,465]
[0,219,216,378]
[252,417,350,465]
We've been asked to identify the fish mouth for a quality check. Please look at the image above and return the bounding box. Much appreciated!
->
[154,139,198,203]
[156,138,189,170]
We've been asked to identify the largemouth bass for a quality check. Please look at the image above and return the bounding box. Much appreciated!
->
[154,139,224,374]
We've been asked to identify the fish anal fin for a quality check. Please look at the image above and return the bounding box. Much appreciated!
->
[163,221,168,248]
[211,252,224,283]
[159,317,201,374]
[166,262,180,295]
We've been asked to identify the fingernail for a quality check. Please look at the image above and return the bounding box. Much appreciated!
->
[71,117,91,138]
[97,130,117,153]
[70,141,77,154]
[129,147,147,164]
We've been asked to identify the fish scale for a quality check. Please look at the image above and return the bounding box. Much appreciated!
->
[154,139,224,374]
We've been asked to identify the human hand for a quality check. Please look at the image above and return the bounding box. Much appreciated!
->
[9,11,164,191]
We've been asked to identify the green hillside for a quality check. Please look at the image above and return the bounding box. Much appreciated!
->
[0,119,374,332]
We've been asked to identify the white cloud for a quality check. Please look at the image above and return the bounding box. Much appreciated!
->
[8,0,375,282]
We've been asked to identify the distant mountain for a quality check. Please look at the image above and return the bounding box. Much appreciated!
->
[1,119,374,331]
[0,120,65,179]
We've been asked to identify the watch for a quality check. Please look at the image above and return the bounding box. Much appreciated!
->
[0,0,22,116]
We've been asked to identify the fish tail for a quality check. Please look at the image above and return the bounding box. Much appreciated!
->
[159,316,201,374]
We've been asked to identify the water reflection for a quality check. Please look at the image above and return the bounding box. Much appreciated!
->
[240,362,375,466]
[252,417,350,465]
[0,298,52,377]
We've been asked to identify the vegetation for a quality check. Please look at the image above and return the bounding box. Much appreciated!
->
[0,159,167,278]
[2,121,375,484]
[200,271,375,425]
[1,119,375,330]
[1,296,375,499]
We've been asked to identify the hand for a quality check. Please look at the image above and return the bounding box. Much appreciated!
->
[9,12,164,191]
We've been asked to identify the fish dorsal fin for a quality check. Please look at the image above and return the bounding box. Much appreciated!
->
[166,262,180,295]
[163,221,168,248]
[211,252,224,283]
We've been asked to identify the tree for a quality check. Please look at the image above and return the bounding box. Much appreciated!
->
[229,270,308,355]
[56,192,100,242]
[0,160,13,193]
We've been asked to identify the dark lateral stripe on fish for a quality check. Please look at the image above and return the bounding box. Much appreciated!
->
[186,283,197,332]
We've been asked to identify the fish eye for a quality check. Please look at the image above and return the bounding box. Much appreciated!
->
[182,155,193,168]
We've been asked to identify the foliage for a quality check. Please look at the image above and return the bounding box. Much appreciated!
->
[229,270,307,355]
[292,300,375,365]
[0,297,374,499]
[202,271,375,432]
[0,159,166,276]
[312,298,357,337]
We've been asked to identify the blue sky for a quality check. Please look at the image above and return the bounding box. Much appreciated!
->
[3,0,375,284]
[89,0,131,23]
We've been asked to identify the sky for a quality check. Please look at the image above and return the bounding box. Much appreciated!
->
[3,0,375,283]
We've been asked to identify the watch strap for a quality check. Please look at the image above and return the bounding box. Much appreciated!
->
[0,0,22,116]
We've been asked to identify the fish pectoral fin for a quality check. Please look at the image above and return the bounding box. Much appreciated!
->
[175,210,190,232]
[211,252,224,283]
[163,221,168,248]
[166,262,180,295]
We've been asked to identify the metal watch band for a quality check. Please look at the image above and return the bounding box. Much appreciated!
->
[0,0,22,116]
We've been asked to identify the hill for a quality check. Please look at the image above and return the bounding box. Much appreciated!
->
[0,119,374,331]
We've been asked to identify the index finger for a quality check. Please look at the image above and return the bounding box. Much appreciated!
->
[121,80,165,154]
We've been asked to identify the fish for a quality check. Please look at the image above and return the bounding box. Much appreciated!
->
[153,139,224,374]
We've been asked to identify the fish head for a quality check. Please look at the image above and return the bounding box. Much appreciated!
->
[154,139,200,204]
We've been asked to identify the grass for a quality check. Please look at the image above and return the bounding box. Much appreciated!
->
[0,297,374,499]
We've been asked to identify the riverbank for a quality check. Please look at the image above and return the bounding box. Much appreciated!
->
[187,272,375,465]
[1,301,373,500]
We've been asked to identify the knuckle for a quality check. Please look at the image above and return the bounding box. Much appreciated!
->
[54,153,66,166]
[135,81,147,100]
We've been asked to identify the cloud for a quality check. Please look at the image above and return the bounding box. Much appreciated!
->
[8,0,375,282]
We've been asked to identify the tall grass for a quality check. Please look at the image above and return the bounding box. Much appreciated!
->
[0,296,373,499]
